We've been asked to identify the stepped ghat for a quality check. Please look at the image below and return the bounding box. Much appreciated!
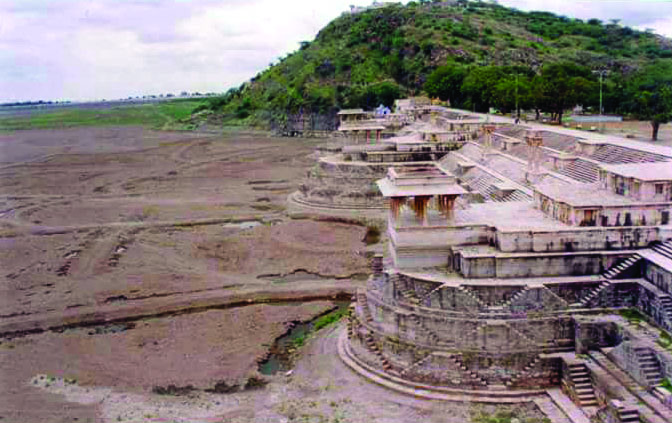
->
[290,102,502,214]
[333,103,672,421]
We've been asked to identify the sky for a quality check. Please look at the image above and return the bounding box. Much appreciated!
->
[1,0,671,103]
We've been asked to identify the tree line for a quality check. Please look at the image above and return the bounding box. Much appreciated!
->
[424,59,672,140]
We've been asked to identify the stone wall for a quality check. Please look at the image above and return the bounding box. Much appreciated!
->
[637,280,672,331]
[296,156,389,208]
[457,251,630,278]
[644,261,672,296]
[608,341,660,388]
[496,226,670,253]
[574,317,621,353]
[390,221,672,271]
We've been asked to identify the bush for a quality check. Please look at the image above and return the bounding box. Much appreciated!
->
[191,104,209,114]
[244,375,268,390]
[363,225,381,245]
[152,384,196,396]
[206,380,239,394]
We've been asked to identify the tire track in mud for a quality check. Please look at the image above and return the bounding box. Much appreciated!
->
[52,229,108,278]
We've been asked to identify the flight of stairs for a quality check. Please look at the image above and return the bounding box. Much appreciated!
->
[357,292,374,325]
[567,362,598,406]
[587,144,669,164]
[603,255,641,279]
[396,277,420,305]
[652,240,672,260]
[419,284,445,305]
[399,352,433,377]
[400,288,420,304]
[502,286,532,308]
[346,304,355,338]
[635,347,663,386]
[556,159,599,183]
[659,295,672,323]
[460,171,531,203]
[506,355,541,387]
[447,353,488,386]
[574,281,611,308]
[456,286,486,309]
[615,406,640,423]
[363,333,392,372]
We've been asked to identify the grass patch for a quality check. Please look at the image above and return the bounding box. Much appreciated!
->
[313,307,348,332]
[289,308,347,349]
[618,308,646,324]
[291,334,306,348]
[661,378,672,393]
[142,205,160,218]
[471,410,551,423]
[657,330,672,350]
[0,100,205,131]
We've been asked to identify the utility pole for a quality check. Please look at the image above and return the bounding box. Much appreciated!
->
[592,70,609,116]
[515,73,519,119]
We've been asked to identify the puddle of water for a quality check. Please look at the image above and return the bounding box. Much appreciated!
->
[221,221,262,230]
[258,301,350,375]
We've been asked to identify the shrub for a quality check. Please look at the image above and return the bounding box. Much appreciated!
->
[363,225,381,245]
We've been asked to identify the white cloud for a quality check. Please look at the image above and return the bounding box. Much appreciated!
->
[498,0,672,35]
[1,0,671,102]
[0,0,370,102]
[635,16,672,37]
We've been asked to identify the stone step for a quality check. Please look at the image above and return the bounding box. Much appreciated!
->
[619,410,639,418]
[574,382,592,389]
[573,378,592,385]
[640,363,660,370]
[578,399,597,407]
[639,358,658,364]
[576,392,596,400]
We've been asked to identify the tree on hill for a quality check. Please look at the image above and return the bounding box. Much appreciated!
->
[625,60,672,141]
[461,66,508,112]
[424,65,468,106]
[493,75,532,116]
[536,62,596,124]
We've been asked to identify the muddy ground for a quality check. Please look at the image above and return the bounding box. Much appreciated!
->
[12,324,548,423]
[0,127,377,422]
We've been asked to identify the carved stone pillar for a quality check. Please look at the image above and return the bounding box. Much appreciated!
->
[481,124,496,159]
[525,131,544,174]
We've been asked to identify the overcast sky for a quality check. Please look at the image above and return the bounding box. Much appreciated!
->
[1,0,671,103]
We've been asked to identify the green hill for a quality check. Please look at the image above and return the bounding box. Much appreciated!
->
[202,0,672,127]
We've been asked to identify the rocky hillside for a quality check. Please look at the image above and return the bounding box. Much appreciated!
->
[200,0,672,125]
